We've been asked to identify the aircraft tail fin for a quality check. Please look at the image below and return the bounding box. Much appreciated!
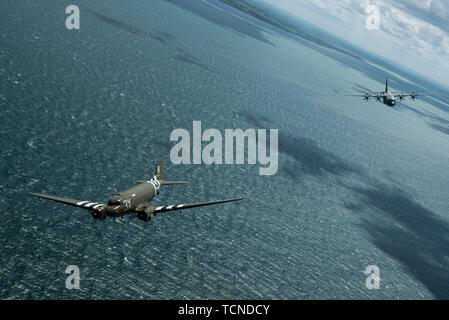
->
[136,159,187,185]
[152,158,187,185]
[155,158,163,180]
[385,78,388,93]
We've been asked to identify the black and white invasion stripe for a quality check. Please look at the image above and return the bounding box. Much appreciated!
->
[148,177,161,192]
[155,204,184,212]
[76,201,104,210]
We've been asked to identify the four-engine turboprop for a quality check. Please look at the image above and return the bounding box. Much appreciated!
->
[30,159,245,223]
[346,78,436,107]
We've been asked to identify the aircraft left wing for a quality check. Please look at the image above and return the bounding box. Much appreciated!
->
[153,197,246,214]
[392,92,437,97]
[29,193,106,211]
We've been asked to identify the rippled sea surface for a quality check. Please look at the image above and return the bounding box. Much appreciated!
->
[1,0,449,299]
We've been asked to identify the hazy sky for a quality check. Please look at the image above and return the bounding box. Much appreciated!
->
[259,0,449,88]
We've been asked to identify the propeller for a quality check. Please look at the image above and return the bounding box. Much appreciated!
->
[410,93,418,100]
[363,93,370,101]
[398,94,405,101]
[376,94,382,101]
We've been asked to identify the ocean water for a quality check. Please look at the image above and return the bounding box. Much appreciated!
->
[1,0,449,299]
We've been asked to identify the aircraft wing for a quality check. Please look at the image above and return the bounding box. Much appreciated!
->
[345,93,383,99]
[393,92,437,97]
[153,197,245,214]
[29,193,106,211]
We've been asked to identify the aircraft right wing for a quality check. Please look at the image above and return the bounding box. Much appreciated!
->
[153,197,245,214]
[29,193,106,211]
[345,93,382,100]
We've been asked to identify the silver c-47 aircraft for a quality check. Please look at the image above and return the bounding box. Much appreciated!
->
[346,78,435,107]
[30,159,245,223]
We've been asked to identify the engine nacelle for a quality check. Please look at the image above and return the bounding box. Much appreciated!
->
[106,204,127,216]
[137,207,156,222]
[91,206,107,220]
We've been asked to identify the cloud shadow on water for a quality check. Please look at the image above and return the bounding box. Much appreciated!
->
[278,135,361,179]
[237,112,362,181]
[349,183,449,299]
[166,0,276,46]
[173,51,212,72]
[429,123,449,136]
[426,114,449,136]
[87,9,174,44]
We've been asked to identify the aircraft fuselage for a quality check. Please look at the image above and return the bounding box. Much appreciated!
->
[106,180,160,216]
[383,93,396,107]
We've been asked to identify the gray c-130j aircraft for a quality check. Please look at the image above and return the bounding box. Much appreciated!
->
[346,78,436,107]
[30,159,245,223]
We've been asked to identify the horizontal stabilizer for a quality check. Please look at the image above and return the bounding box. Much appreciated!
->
[160,180,187,185]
